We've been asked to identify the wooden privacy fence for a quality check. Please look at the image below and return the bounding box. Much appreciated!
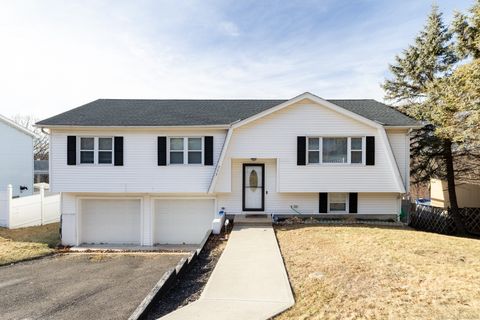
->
[409,204,480,236]
[0,184,60,229]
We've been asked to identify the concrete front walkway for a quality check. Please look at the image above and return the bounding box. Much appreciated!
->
[160,224,294,320]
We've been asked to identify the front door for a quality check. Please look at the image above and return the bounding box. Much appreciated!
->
[243,164,265,211]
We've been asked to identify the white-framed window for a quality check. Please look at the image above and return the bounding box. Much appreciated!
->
[329,193,348,213]
[350,137,363,164]
[79,137,113,165]
[168,137,203,165]
[80,137,94,164]
[322,137,348,163]
[308,138,320,164]
[307,137,365,165]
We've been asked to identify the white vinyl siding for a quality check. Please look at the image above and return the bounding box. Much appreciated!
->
[216,159,400,215]
[50,129,226,193]
[0,121,34,197]
[215,100,402,193]
[386,129,410,191]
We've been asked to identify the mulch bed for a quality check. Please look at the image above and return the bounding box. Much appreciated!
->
[145,234,228,319]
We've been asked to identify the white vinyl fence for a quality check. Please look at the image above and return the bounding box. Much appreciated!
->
[0,184,60,229]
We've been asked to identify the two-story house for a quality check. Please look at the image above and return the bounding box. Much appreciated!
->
[37,93,420,246]
[0,114,35,198]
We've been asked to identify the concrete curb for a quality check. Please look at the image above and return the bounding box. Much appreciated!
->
[128,230,212,320]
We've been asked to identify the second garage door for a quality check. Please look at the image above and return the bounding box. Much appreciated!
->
[80,199,141,245]
[154,199,214,245]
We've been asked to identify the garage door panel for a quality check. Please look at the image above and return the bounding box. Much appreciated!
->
[81,199,141,244]
[154,200,214,245]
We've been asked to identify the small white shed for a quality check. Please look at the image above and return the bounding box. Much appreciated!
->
[0,114,35,197]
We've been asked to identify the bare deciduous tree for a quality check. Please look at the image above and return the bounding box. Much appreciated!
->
[12,115,49,160]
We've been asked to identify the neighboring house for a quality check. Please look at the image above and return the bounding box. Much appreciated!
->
[431,178,480,208]
[0,114,35,197]
[36,92,420,246]
[34,160,49,183]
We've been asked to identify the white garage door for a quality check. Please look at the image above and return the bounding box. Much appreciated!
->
[154,199,214,245]
[81,199,141,245]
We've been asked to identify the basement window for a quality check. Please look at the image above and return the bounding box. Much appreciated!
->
[328,193,348,213]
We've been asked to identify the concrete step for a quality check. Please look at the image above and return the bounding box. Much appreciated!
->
[234,214,272,225]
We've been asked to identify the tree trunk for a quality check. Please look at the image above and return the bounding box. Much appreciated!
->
[443,139,467,234]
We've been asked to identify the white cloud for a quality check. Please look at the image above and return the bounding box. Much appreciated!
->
[219,21,240,37]
[0,0,473,119]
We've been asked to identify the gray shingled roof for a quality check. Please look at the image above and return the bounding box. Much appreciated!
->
[37,98,418,127]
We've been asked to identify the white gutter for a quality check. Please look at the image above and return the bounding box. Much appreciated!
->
[384,125,423,129]
[34,124,231,130]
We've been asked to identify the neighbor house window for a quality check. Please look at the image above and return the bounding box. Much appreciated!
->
[79,137,113,165]
[169,137,203,164]
[307,137,364,164]
[329,193,348,212]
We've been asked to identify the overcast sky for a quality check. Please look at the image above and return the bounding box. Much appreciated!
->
[0,0,472,120]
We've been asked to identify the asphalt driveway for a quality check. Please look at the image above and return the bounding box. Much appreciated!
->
[0,253,188,320]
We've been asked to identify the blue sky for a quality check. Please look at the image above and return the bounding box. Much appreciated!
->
[0,0,473,118]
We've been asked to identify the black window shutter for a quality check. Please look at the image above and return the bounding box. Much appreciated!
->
[114,137,124,166]
[204,136,214,165]
[158,137,167,166]
[319,193,328,213]
[366,136,375,165]
[67,136,76,165]
[297,136,306,165]
[349,193,358,213]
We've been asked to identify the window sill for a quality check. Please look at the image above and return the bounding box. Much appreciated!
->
[306,163,366,167]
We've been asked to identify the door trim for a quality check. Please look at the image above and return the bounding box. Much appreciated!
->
[242,163,265,211]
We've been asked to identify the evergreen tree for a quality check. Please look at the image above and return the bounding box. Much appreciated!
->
[452,0,480,59]
[382,6,466,232]
[427,60,480,146]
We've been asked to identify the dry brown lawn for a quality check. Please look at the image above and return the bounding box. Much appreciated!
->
[275,225,480,320]
[0,223,60,265]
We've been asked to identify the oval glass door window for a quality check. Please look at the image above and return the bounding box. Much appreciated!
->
[249,169,258,191]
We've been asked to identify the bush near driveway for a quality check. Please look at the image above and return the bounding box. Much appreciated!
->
[0,223,60,265]
[275,225,480,320]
